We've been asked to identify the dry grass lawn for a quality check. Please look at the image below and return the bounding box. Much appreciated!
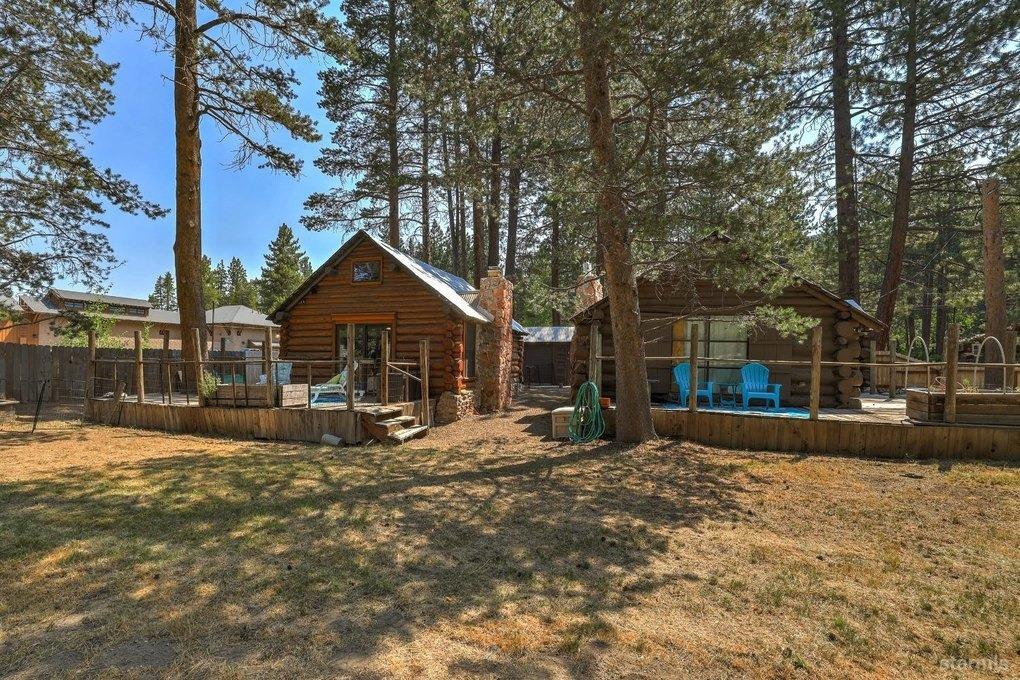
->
[0,390,1017,679]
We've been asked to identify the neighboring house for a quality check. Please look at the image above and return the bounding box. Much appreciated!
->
[0,288,277,350]
[571,276,882,408]
[523,326,574,385]
[270,229,526,398]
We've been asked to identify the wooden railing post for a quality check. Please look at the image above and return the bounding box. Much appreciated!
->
[588,321,602,392]
[1004,328,1017,392]
[263,327,274,406]
[86,330,96,400]
[133,330,145,403]
[161,330,170,404]
[380,328,390,406]
[688,323,699,412]
[810,325,822,420]
[887,338,897,400]
[944,324,960,423]
[193,328,205,407]
[346,323,355,410]
[420,338,430,426]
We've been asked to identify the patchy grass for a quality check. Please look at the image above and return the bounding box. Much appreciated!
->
[0,397,1017,678]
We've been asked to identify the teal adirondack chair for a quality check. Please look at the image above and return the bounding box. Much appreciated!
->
[739,362,782,409]
[673,363,714,408]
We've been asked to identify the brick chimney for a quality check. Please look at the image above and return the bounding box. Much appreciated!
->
[476,267,513,413]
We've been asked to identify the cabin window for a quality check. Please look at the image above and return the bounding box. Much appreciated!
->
[352,259,381,283]
[674,317,748,385]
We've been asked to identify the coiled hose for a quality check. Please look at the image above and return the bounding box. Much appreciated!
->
[568,381,605,443]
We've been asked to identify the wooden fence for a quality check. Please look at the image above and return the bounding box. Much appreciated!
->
[0,342,245,404]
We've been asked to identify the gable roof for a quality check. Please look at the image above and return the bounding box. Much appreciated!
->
[572,274,883,330]
[270,230,490,323]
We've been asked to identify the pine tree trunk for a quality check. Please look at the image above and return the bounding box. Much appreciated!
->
[832,0,861,302]
[575,0,655,443]
[385,0,400,247]
[550,200,561,325]
[875,0,917,347]
[934,252,948,358]
[982,178,1006,388]
[486,131,502,268]
[442,128,459,274]
[421,107,431,262]
[174,0,207,365]
[920,265,933,348]
[506,163,521,282]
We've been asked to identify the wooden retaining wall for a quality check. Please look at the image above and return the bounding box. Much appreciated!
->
[85,399,366,444]
[603,408,1019,461]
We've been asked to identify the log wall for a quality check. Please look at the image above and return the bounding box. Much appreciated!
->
[572,279,873,408]
[279,240,466,396]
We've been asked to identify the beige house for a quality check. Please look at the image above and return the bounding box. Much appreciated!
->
[0,289,277,351]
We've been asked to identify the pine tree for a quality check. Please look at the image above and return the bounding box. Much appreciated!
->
[225,257,258,309]
[0,0,164,298]
[260,224,313,313]
[148,272,177,310]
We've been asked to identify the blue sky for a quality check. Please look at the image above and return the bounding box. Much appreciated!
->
[63,25,349,300]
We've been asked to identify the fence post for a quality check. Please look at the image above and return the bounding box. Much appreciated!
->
[193,328,205,407]
[133,330,145,403]
[944,324,960,423]
[887,338,897,400]
[688,323,699,412]
[346,323,355,410]
[380,328,390,406]
[810,325,822,420]
[420,338,430,426]
[1004,328,1017,392]
[263,327,274,406]
[87,331,96,400]
[161,330,170,404]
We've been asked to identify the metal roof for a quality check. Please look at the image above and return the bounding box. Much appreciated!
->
[206,305,277,327]
[50,288,152,309]
[523,326,574,343]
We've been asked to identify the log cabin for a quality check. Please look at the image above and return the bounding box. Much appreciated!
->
[269,230,526,400]
[571,275,882,408]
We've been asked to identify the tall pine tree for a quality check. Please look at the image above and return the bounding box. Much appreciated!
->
[225,257,259,309]
[260,224,313,313]
[148,272,177,310]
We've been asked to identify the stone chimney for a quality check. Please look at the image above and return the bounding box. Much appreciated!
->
[476,267,513,413]
[575,272,604,315]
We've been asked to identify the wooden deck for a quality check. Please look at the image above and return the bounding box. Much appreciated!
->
[84,397,419,444]
[603,396,1019,460]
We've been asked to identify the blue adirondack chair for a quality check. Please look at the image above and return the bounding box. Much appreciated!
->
[673,363,715,408]
[739,362,782,409]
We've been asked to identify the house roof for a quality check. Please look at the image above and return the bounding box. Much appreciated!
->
[206,305,276,327]
[270,230,490,324]
[50,288,152,309]
[571,274,883,330]
[9,290,275,328]
[524,326,574,343]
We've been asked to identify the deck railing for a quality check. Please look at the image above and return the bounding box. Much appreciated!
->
[85,328,431,424]
[589,323,1018,424]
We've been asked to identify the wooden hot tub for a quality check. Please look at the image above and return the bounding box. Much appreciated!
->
[906,388,1020,426]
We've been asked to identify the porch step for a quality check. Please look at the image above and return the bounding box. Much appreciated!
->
[388,425,429,443]
[375,415,418,434]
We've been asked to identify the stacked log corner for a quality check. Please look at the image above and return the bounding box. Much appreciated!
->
[833,312,863,408]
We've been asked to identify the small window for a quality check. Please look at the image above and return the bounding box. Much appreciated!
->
[352,259,381,283]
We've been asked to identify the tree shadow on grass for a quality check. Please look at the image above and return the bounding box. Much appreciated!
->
[0,436,748,678]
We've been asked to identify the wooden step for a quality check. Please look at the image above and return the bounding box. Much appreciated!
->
[375,415,418,434]
[388,425,429,443]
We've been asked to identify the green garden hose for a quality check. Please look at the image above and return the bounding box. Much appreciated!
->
[568,381,605,443]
